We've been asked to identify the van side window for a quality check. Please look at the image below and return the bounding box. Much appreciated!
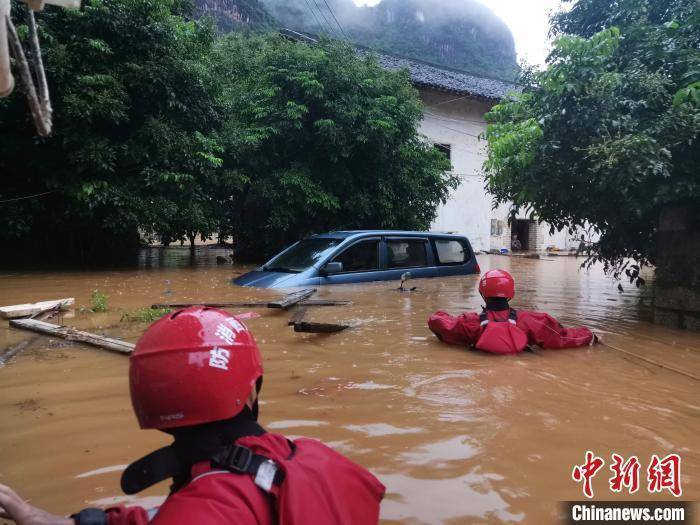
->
[387,239,428,268]
[435,239,469,264]
[332,240,379,272]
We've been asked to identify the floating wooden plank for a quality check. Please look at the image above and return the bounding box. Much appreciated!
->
[293,321,349,333]
[0,337,39,367]
[267,289,316,310]
[287,307,308,326]
[9,318,134,355]
[301,299,352,307]
[0,298,74,319]
[150,298,351,310]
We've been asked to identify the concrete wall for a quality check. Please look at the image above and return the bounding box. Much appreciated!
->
[420,90,493,251]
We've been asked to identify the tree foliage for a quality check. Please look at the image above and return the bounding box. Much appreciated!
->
[213,34,454,256]
[0,2,453,263]
[484,0,699,275]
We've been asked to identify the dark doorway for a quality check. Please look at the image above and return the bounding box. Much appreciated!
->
[511,219,530,251]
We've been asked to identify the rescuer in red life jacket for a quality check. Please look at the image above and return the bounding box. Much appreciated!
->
[428,269,597,354]
[0,306,385,525]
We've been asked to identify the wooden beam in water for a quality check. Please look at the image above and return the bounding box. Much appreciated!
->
[0,298,74,319]
[266,289,317,310]
[9,318,134,355]
[293,321,349,333]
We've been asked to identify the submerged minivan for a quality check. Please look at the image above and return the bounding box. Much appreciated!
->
[233,230,479,288]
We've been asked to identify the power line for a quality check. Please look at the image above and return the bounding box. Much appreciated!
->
[424,111,487,126]
[424,120,481,139]
[0,190,56,204]
[301,0,326,35]
[320,0,348,39]
[310,0,338,37]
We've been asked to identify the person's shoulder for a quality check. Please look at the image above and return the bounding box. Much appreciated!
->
[151,470,272,525]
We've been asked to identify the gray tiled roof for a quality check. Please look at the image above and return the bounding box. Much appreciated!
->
[279,28,520,102]
[372,53,520,101]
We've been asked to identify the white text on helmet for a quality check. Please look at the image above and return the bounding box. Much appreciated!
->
[214,318,246,345]
[209,347,230,370]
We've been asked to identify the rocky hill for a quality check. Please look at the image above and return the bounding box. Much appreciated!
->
[195,0,519,80]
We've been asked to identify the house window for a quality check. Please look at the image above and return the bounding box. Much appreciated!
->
[491,219,504,236]
[434,143,452,168]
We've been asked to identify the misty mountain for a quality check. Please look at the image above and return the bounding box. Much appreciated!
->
[194,0,518,80]
[262,0,518,79]
[195,0,276,32]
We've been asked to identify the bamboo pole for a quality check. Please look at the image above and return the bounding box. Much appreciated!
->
[5,9,51,135]
[601,341,700,382]
[0,0,14,96]
[150,299,351,309]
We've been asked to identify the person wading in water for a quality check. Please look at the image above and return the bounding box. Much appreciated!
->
[428,269,597,354]
[0,306,385,525]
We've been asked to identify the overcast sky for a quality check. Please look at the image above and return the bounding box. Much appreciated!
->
[352,0,567,67]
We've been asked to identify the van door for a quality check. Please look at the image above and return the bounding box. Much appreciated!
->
[382,237,436,281]
[320,238,383,285]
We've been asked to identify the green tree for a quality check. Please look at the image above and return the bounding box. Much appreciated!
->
[0,0,227,261]
[484,0,699,281]
[212,34,455,258]
[0,5,454,263]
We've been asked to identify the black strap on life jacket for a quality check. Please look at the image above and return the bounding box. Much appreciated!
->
[479,308,517,326]
[121,408,273,495]
[210,442,287,490]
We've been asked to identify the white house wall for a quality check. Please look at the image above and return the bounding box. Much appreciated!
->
[420,88,588,253]
[420,90,493,251]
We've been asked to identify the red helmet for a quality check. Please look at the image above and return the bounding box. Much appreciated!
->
[478,269,515,300]
[129,306,263,430]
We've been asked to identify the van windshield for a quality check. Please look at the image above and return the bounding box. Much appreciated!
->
[263,238,343,273]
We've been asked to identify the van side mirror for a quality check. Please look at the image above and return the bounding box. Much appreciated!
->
[323,261,343,275]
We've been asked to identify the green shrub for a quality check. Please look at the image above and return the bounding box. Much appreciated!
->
[90,290,108,312]
[120,307,172,323]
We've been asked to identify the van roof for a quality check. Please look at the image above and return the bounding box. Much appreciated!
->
[310,230,468,240]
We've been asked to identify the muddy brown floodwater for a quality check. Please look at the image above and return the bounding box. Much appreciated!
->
[1,248,698,524]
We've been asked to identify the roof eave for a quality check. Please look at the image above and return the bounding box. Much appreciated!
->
[413,82,501,103]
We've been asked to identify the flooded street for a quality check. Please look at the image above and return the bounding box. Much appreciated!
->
[1,248,698,524]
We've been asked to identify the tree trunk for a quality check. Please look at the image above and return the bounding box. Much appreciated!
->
[654,205,700,331]
[188,233,196,257]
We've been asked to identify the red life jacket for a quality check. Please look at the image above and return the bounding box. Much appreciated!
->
[475,309,528,354]
[197,433,385,525]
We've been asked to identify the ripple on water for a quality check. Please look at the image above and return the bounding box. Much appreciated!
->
[379,472,524,523]
[343,423,424,437]
[75,464,128,479]
[400,435,481,466]
[267,419,328,429]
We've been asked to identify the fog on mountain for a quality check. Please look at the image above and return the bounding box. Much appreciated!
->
[197,0,519,80]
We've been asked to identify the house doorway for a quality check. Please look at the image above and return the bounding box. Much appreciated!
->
[511,219,531,251]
